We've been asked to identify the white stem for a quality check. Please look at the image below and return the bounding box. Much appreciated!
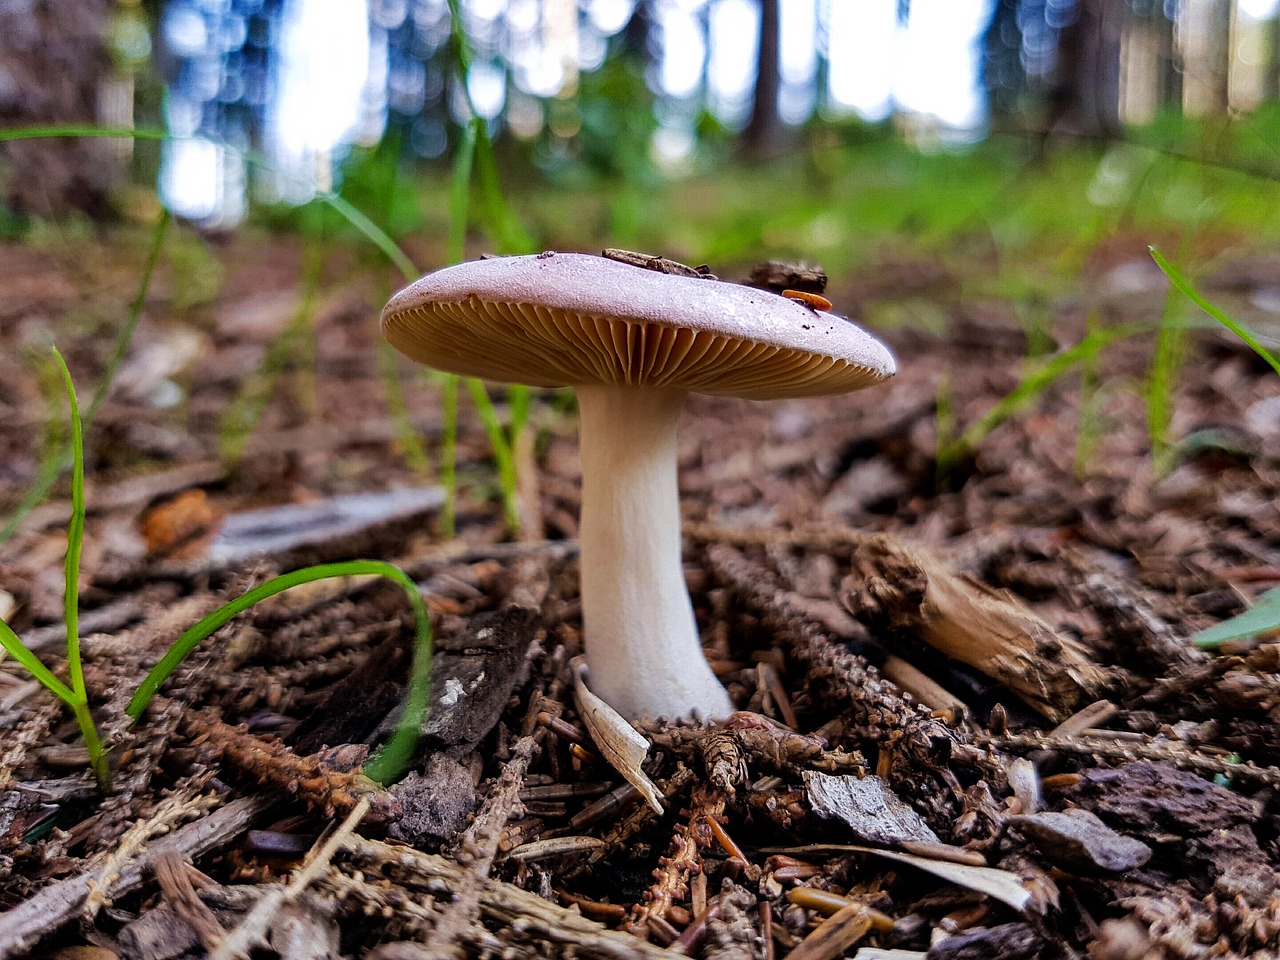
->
[575,383,733,721]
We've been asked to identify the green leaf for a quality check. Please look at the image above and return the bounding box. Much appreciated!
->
[1190,587,1280,650]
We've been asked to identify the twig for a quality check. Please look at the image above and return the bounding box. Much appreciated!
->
[82,784,223,921]
[209,796,371,960]
[785,903,873,960]
[632,784,726,930]
[338,834,677,959]
[0,795,273,959]
[182,710,399,822]
[986,732,1280,786]
[704,546,975,776]
[563,766,696,881]
[642,714,865,791]
[418,735,539,957]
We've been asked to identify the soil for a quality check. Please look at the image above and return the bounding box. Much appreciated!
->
[1,232,1278,959]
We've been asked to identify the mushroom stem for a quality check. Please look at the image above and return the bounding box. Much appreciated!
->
[575,383,733,721]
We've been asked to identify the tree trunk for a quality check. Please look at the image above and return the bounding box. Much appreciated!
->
[621,0,656,63]
[982,0,1025,121]
[0,0,121,219]
[743,0,784,157]
[1045,0,1126,139]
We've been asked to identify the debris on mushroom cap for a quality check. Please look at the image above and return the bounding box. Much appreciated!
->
[381,252,895,400]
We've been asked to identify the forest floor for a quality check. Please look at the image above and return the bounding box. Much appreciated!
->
[0,224,1278,960]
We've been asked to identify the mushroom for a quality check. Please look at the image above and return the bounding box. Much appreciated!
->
[382,252,894,721]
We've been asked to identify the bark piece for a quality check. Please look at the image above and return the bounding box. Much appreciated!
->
[422,606,539,756]
[745,261,829,295]
[205,487,445,567]
[1010,808,1152,874]
[387,756,478,847]
[803,771,939,846]
[1064,762,1278,905]
[924,922,1044,960]
[845,534,1107,721]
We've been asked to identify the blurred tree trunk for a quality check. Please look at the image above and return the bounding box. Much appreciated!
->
[982,0,1025,122]
[744,0,784,157]
[621,0,656,63]
[1271,14,1280,100]
[0,0,121,218]
[1046,0,1125,139]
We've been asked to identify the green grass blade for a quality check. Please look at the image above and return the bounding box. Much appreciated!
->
[362,567,434,783]
[466,378,520,535]
[0,620,76,703]
[1145,255,1187,474]
[440,374,459,538]
[438,118,479,532]
[447,120,478,263]
[50,348,109,788]
[126,559,433,784]
[1150,246,1280,377]
[86,210,172,426]
[51,350,86,702]
[1190,587,1280,650]
[473,128,535,255]
[446,0,475,74]
[127,560,424,718]
[938,324,1147,475]
[377,338,431,477]
[217,232,322,466]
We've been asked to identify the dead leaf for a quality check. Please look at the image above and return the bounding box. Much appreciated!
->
[571,657,663,814]
[139,489,221,559]
[777,844,1034,913]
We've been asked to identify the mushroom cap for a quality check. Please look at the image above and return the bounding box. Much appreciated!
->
[382,252,895,400]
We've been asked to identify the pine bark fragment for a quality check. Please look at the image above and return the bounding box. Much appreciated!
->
[844,534,1108,721]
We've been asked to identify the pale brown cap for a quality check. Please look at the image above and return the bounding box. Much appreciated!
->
[382,252,895,400]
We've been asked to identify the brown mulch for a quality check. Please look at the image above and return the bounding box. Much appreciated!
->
[1,233,1279,959]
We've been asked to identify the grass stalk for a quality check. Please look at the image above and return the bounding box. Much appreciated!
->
[0,351,113,788]
[1150,246,1280,377]
[125,559,433,784]
[1145,254,1188,475]
[466,378,521,534]
[936,324,1147,480]
[378,338,432,477]
[217,227,323,466]
[53,349,110,789]
[439,374,459,538]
